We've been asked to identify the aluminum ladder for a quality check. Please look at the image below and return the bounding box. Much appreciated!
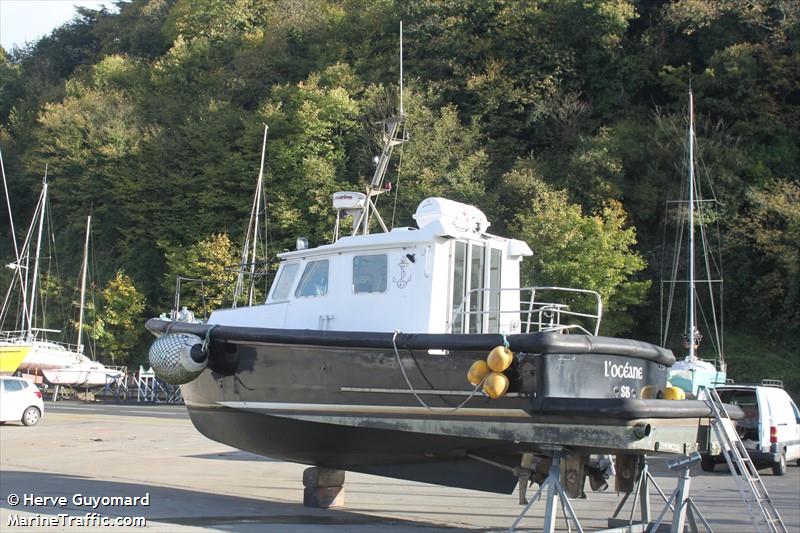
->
[704,387,787,533]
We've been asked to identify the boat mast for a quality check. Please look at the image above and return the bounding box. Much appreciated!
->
[27,174,48,340]
[356,21,406,236]
[248,125,268,307]
[233,124,269,307]
[0,148,31,331]
[76,215,91,354]
[687,90,697,362]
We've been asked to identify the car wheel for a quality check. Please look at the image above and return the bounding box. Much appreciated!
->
[700,454,716,472]
[21,406,40,426]
[771,452,786,476]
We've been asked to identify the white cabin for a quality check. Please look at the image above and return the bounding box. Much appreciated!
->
[209,198,533,334]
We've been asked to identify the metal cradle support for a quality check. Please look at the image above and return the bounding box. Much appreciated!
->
[508,452,712,533]
[649,452,712,533]
[609,455,654,529]
[508,451,583,533]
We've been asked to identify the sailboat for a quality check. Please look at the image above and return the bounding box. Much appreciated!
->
[0,342,29,374]
[663,90,727,397]
[1,174,121,387]
[1,175,60,374]
[1,149,33,374]
[0,177,29,374]
[38,215,122,388]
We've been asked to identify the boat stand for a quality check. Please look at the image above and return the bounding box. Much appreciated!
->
[508,452,712,533]
[50,384,73,402]
[648,455,712,533]
[508,451,583,532]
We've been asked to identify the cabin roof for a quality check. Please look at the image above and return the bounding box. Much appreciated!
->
[278,226,531,261]
[278,197,533,261]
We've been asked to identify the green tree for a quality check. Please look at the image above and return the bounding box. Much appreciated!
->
[727,180,800,334]
[164,233,239,316]
[94,271,146,366]
[396,97,490,213]
[509,169,649,335]
[260,65,362,248]
[0,47,23,125]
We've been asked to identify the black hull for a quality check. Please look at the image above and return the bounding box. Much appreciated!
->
[187,405,526,493]
[146,320,719,492]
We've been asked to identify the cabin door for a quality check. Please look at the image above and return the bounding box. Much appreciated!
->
[450,241,502,333]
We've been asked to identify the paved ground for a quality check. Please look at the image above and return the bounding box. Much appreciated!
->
[1,402,798,532]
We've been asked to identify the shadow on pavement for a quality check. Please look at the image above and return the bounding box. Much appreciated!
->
[0,470,467,532]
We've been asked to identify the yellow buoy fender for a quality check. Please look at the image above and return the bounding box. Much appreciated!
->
[467,360,491,386]
[487,345,513,372]
[663,386,686,401]
[640,385,656,399]
[483,372,510,399]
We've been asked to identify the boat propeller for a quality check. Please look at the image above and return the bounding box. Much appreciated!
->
[148,333,208,384]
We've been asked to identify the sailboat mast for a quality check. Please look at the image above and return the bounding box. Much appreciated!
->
[0,148,31,331]
[247,125,268,306]
[76,215,91,354]
[27,177,48,340]
[687,90,697,361]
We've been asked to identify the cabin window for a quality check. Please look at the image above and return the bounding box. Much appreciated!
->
[295,260,329,297]
[468,244,485,333]
[270,263,299,301]
[487,248,502,332]
[450,243,503,333]
[451,242,467,332]
[353,255,387,293]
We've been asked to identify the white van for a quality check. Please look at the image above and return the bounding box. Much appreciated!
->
[701,383,800,475]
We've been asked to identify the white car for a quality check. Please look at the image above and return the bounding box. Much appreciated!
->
[702,382,800,475]
[0,376,44,426]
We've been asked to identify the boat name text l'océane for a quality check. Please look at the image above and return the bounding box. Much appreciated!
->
[604,360,644,380]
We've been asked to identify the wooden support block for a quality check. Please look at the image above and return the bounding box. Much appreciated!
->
[615,454,638,493]
[303,486,345,508]
[303,467,346,488]
[560,453,588,499]
[302,467,346,508]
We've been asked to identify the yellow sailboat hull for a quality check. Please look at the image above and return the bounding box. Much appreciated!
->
[0,344,30,374]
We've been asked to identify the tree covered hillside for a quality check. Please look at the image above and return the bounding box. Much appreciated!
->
[1,0,798,387]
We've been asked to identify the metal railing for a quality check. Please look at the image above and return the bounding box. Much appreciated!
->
[448,286,603,336]
[1,328,60,341]
[0,330,88,355]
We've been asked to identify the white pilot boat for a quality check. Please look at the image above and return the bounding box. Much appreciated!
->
[146,40,729,494]
[146,183,720,494]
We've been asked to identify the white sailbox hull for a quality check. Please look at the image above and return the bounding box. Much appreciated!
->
[42,363,123,387]
[16,340,85,373]
[11,340,122,387]
[669,358,726,397]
